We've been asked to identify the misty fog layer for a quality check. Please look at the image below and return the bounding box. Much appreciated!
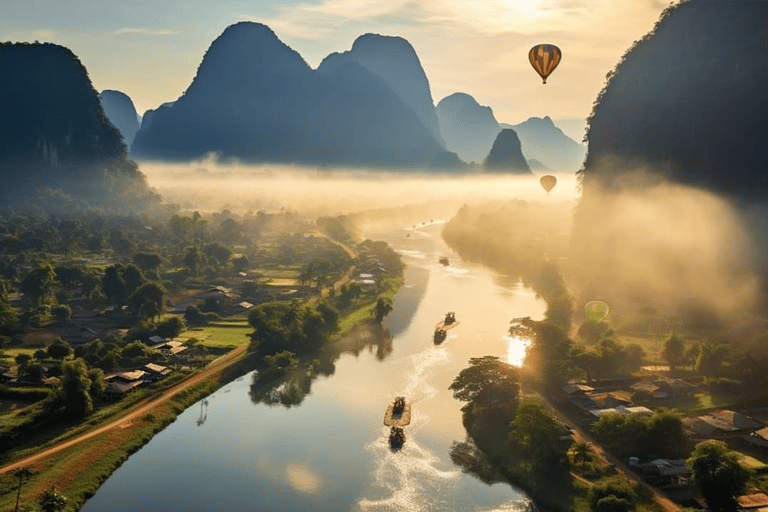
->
[140,159,764,328]
[573,177,762,323]
[140,160,579,216]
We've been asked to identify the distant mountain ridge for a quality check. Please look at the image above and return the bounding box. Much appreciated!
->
[502,116,586,172]
[319,34,445,148]
[100,89,141,145]
[436,93,500,164]
[484,129,531,174]
[0,42,156,208]
[132,22,457,168]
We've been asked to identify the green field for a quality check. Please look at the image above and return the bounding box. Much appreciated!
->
[181,316,252,349]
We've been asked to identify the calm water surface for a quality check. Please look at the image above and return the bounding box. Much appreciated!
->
[82,221,545,512]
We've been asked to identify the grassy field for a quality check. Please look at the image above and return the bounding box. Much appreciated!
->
[336,275,403,334]
[180,315,252,349]
[0,347,39,364]
[619,334,667,366]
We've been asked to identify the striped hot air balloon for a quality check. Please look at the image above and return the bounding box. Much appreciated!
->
[529,44,562,84]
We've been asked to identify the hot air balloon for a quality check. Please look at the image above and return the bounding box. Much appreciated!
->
[584,301,609,323]
[540,175,557,194]
[529,44,561,84]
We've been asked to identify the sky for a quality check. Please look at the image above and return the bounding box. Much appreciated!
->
[1,0,673,127]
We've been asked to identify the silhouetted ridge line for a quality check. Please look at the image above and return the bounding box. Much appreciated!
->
[132,22,459,168]
[0,42,157,209]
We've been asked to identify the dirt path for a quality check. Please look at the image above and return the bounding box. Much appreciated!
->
[535,393,681,512]
[0,344,248,476]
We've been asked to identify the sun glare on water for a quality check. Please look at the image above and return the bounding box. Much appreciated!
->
[506,335,530,366]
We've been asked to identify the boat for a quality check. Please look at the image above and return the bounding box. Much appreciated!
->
[383,396,411,427]
[389,426,405,449]
[433,328,447,344]
[434,312,459,332]
[439,256,449,266]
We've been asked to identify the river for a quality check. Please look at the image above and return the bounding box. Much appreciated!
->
[82,220,546,512]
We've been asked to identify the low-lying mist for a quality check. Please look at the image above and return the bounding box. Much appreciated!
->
[139,159,579,218]
[573,174,765,329]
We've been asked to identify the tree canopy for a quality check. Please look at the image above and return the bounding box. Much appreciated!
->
[687,440,751,512]
[449,356,519,415]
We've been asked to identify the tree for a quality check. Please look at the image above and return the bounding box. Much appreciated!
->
[156,316,185,339]
[571,441,591,469]
[232,255,249,272]
[88,367,105,397]
[508,399,565,468]
[128,282,165,321]
[20,264,57,306]
[588,478,636,512]
[696,342,728,377]
[370,297,393,323]
[101,264,127,307]
[132,253,162,272]
[122,264,146,297]
[663,332,685,370]
[182,246,205,276]
[203,242,232,267]
[40,487,68,512]
[51,304,71,323]
[15,353,31,379]
[47,339,72,360]
[449,356,519,415]
[57,358,93,418]
[687,441,751,512]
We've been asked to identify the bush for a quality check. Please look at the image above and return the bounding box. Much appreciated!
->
[589,478,637,511]
[595,496,632,512]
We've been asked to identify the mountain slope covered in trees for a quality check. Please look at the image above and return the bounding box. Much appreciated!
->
[0,42,157,209]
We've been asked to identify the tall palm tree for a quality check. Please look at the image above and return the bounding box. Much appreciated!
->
[571,441,591,469]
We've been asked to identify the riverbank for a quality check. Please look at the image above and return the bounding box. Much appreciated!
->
[0,268,404,511]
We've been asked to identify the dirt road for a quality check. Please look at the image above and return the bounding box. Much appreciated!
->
[0,344,248,476]
[536,393,682,512]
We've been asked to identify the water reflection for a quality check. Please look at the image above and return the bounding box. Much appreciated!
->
[250,322,394,408]
[449,439,505,486]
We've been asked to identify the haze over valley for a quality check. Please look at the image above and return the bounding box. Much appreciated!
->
[2,1,768,511]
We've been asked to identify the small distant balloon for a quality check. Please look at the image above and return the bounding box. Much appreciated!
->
[529,44,562,84]
[584,301,610,323]
[540,175,557,194]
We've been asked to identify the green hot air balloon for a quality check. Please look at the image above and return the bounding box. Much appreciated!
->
[529,44,562,84]
[540,175,557,194]
[584,301,609,323]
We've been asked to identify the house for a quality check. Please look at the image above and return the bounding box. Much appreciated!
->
[630,380,671,399]
[562,383,595,398]
[142,363,172,381]
[685,410,764,439]
[104,370,146,399]
[746,427,768,449]
[587,392,632,410]
[234,301,254,311]
[737,493,768,512]
[633,458,691,488]
[154,341,188,358]
[590,405,654,418]
[104,380,143,399]
[147,335,165,345]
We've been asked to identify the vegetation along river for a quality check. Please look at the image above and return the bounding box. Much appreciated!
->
[82,220,546,512]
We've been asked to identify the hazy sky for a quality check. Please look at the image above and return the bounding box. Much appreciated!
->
[2,0,672,124]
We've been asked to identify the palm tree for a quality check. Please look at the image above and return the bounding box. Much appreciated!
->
[571,441,591,469]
